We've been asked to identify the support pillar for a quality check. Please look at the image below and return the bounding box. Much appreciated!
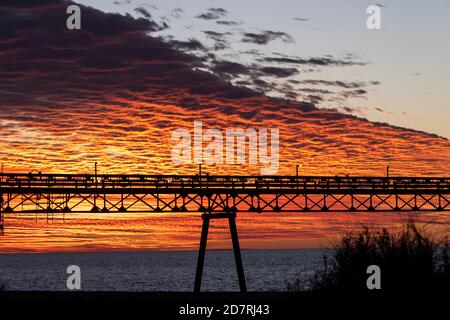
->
[228,213,247,292]
[194,214,210,293]
[194,212,247,293]
[0,195,3,236]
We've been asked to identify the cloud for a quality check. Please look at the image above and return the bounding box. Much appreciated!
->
[203,30,229,37]
[293,17,310,21]
[307,95,322,102]
[134,6,152,19]
[216,20,241,26]
[134,7,156,19]
[202,30,231,50]
[341,106,369,116]
[261,56,366,66]
[242,31,294,45]
[0,0,259,111]
[289,85,333,95]
[212,60,251,76]
[240,49,262,57]
[349,89,367,95]
[202,38,366,99]
[168,38,205,51]
[259,67,298,78]
[196,8,228,20]
[211,60,298,80]
[113,0,131,5]
[298,80,373,88]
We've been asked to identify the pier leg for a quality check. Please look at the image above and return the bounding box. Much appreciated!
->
[228,213,247,292]
[194,214,210,293]
[0,198,3,236]
[194,212,247,293]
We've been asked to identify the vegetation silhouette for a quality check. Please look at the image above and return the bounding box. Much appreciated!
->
[287,222,449,292]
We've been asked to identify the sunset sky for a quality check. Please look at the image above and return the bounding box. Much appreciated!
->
[0,0,449,252]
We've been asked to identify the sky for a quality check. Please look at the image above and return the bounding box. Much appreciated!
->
[0,0,449,252]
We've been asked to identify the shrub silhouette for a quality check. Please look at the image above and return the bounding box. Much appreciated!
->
[288,223,449,292]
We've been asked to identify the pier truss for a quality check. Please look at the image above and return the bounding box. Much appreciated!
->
[1,173,449,291]
[0,174,449,214]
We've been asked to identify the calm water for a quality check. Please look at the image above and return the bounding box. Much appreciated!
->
[0,249,326,291]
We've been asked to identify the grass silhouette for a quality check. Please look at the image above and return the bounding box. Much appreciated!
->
[287,222,449,292]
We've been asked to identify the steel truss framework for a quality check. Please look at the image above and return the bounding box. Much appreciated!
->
[0,174,448,216]
[1,192,449,214]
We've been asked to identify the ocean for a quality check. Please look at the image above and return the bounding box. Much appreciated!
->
[0,249,326,291]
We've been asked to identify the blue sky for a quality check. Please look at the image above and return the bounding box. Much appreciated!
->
[77,0,450,138]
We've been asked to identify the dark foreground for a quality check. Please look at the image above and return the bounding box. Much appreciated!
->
[0,291,446,318]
